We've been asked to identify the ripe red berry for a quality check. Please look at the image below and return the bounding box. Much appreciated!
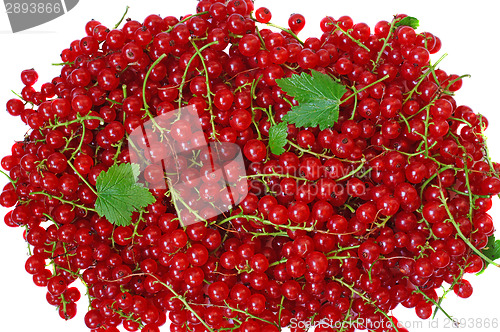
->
[255,7,272,23]
[288,13,306,34]
[21,69,38,86]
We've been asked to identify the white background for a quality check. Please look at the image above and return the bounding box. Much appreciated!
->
[1,0,500,331]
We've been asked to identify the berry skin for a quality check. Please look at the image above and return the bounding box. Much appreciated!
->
[288,13,306,34]
[21,69,38,86]
[243,139,267,162]
[238,34,261,56]
[255,7,272,23]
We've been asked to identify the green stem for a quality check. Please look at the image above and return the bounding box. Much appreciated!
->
[327,245,361,256]
[44,115,103,130]
[70,124,85,161]
[0,169,17,189]
[443,74,471,94]
[423,106,431,157]
[217,211,315,233]
[245,172,305,182]
[114,6,129,29]
[372,16,398,71]
[249,231,288,238]
[252,17,303,45]
[66,160,98,196]
[140,54,170,134]
[52,61,75,66]
[339,297,355,332]
[462,157,474,218]
[477,115,500,180]
[287,141,332,159]
[333,277,400,332]
[343,203,355,213]
[349,91,359,120]
[277,296,285,330]
[342,74,390,103]
[122,84,128,99]
[404,53,447,103]
[176,41,219,111]
[31,191,97,213]
[169,187,206,226]
[432,265,465,319]
[106,97,123,106]
[166,11,209,33]
[251,75,263,100]
[418,165,452,199]
[439,190,500,268]
[399,112,411,133]
[254,25,267,50]
[448,117,471,127]
[190,40,219,140]
[149,277,214,332]
[143,54,168,112]
[11,90,25,101]
[223,300,278,327]
[24,225,32,255]
[333,24,370,51]
[337,159,366,181]
[413,287,456,323]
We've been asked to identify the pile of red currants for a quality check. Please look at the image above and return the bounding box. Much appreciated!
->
[1,1,499,331]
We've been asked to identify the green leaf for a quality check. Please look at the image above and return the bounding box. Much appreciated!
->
[276,70,346,130]
[478,235,500,274]
[95,163,155,226]
[269,121,288,155]
[395,16,419,29]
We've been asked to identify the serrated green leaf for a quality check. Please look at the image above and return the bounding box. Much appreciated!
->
[283,100,340,130]
[276,70,346,130]
[95,163,155,226]
[96,163,140,192]
[269,121,288,155]
[478,235,500,273]
[395,16,419,29]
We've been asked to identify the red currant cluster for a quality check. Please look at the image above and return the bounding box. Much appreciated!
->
[1,1,499,332]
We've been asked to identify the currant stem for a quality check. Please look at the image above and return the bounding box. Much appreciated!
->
[176,41,218,110]
[412,287,456,324]
[222,300,278,327]
[149,276,215,332]
[143,53,167,112]
[287,141,332,159]
[342,74,390,103]
[66,160,99,196]
[114,6,130,29]
[333,23,370,52]
[439,191,500,268]
[251,16,304,45]
[244,172,305,182]
[166,11,209,33]
[0,169,17,189]
[169,187,206,226]
[372,15,398,72]
[190,39,219,140]
[11,90,25,101]
[43,115,104,130]
[31,191,97,213]
[432,264,466,320]
[70,123,86,161]
[336,158,366,181]
[332,277,401,332]
[404,53,447,103]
